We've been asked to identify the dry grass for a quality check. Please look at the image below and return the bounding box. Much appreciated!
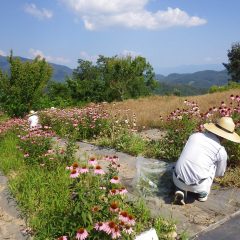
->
[103,89,240,128]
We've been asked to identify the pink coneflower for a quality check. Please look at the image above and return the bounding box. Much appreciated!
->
[111,226,121,239]
[94,222,106,231]
[24,153,29,158]
[94,165,105,175]
[109,189,119,195]
[103,221,116,235]
[79,166,89,174]
[65,166,72,170]
[58,236,67,240]
[88,157,97,166]
[72,162,79,169]
[76,228,88,240]
[123,225,134,235]
[119,211,128,223]
[127,215,136,226]
[110,202,119,212]
[110,176,120,184]
[70,169,79,178]
[119,187,128,195]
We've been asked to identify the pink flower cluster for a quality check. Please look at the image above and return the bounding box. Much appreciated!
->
[167,100,200,121]
[66,157,108,178]
[168,95,240,129]
[42,104,109,129]
[18,128,55,141]
[0,118,27,135]
[94,214,135,239]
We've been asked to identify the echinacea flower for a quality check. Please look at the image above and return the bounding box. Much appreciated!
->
[94,222,106,231]
[109,189,119,195]
[79,166,89,174]
[103,221,116,235]
[110,202,119,212]
[94,165,105,175]
[123,225,134,235]
[88,157,97,166]
[72,162,79,169]
[119,211,128,223]
[110,176,120,184]
[119,187,128,195]
[127,215,136,226]
[111,226,121,239]
[58,236,67,240]
[76,228,88,240]
[70,169,79,178]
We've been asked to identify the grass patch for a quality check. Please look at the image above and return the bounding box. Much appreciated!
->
[0,131,24,175]
[9,166,71,239]
[215,167,240,188]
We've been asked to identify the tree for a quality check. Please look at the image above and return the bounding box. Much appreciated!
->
[0,52,52,117]
[67,59,105,102]
[67,55,157,102]
[223,42,240,83]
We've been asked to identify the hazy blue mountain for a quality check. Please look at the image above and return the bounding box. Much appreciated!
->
[156,69,229,89]
[0,55,72,82]
[157,64,225,75]
[155,69,229,96]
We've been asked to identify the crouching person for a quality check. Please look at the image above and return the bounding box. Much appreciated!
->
[173,117,240,205]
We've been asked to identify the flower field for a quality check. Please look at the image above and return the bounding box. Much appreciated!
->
[0,90,239,239]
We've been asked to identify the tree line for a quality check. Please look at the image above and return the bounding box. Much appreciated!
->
[0,42,240,117]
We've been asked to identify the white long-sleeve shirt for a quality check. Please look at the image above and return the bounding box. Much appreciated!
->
[174,132,227,185]
[28,114,39,128]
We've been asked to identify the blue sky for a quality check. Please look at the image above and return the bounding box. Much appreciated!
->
[0,0,240,75]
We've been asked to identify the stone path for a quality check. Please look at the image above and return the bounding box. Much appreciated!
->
[193,211,240,240]
[0,173,27,240]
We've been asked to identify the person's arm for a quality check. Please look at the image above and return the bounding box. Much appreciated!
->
[215,147,228,177]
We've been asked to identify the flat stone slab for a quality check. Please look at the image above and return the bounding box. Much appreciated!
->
[0,173,28,240]
[193,211,240,240]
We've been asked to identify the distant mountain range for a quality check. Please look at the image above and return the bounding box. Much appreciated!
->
[0,55,230,96]
[156,63,225,75]
[156,69,229,89]
[0,55,73,83]
[155,70,229,96]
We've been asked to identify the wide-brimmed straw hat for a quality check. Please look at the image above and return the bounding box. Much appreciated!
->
[204,117,240,143]
[29,110,37,116]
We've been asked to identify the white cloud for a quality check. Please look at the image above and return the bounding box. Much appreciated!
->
[0,50,6,56]
[24,3,53,20]
[121,50,141,58]
[79,51,98,62]
[61,0,207,30]
[29,48,70,64]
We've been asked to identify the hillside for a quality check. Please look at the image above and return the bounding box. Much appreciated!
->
[104,89,240,128]
[156,69,229,90]
[155,70,230,96]
[0,55,73,83]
